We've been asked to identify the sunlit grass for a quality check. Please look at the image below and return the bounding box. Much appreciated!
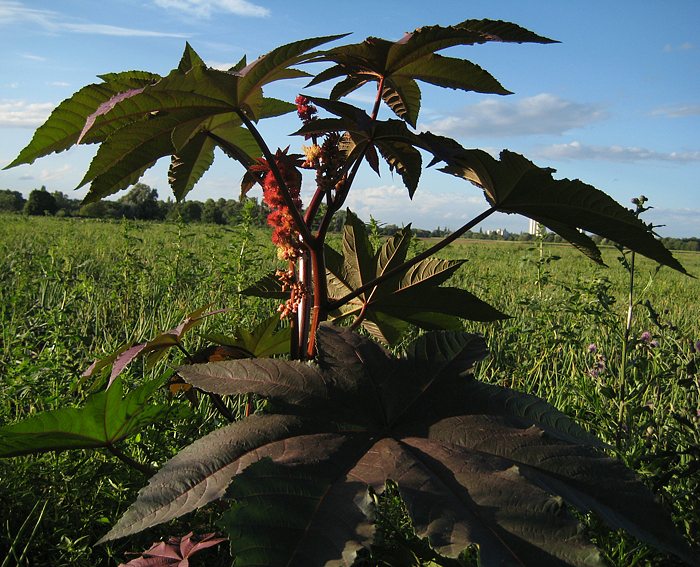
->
[1,216,698,566]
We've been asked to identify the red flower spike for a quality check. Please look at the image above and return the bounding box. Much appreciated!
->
[295,94,317,123]
[249,149,305,261]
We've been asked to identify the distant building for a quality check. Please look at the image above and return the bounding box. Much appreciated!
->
[528,219,546,236]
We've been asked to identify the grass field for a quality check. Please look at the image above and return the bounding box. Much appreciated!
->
[1,214,698,566]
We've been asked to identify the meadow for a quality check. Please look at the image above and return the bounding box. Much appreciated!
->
[1,213,698,566]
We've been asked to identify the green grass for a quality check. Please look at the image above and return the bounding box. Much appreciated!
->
[0,215,698,566]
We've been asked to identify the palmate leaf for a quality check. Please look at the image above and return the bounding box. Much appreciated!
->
[203,315,292,359]
[97,414,336,543]
[381,75,422,128]
[121,531,226,566]
[169,131,216,201]
[239,273,287,299]
[80,111,206,203]
[168,114,261,201]
[0,377,172,457]
[4,71,160,168]
[419,136,687,273]
[8,37,338,201]
[100,326,697,565]
[311,19,555,126]
[294,100,425,196]
[326,210,506,344]
[235,33,349,120]
[375,138,422,198]
[219,446,377,566]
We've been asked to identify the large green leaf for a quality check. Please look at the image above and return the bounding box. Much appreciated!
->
[311,19,555,125]
[168,115,260,201]
[4,71,160,168]
[0,377,172,456]
[235,33,348,120]
[375,139,422,197]
[398,54,511,96]
[80,112,206,202]
[326,210,506,344]
[104,326,698,565]
[169,132,216,201]
[433,147,687,274]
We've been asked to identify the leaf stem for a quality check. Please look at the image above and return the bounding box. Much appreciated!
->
[306,242,329,358]
[330,76,385,214]
[327,206,497,311]
[106,443,155,476]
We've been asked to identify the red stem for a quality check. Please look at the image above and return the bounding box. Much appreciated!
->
[305,78,388,352]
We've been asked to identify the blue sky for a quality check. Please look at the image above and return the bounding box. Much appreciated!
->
[0,0,698,236]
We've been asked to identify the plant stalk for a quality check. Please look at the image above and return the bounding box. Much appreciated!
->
[106,443,155,476]
[616,250,636,449]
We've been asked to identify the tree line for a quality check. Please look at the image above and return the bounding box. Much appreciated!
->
[0,184,274,227]
[1,185,698,251]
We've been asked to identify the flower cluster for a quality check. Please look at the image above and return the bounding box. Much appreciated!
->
[587,343,607,379]
[639,330,659,349]
[295,95,317,124]
[301,143,322,169]
[250,149,304,261]
[275,268,306,319]
[315,132,347,194]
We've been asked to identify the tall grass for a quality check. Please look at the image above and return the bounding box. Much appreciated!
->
[1,216,698,565]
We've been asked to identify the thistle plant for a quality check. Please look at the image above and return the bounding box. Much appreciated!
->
[1,18,697,566]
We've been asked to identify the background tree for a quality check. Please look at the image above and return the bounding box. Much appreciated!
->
[24,186,57,216]
[201,198,225,225]
[118,183,161,220]
[0,189,25,212]
[167,200,203,223]
[51,190,80,216]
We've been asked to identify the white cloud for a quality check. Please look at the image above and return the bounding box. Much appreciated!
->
[153,0,270,18]
[60,22,189,38]
[21,52,46,61]
[421,94,606,138]
[0,99,54,128]
[663,42,694,53]
[652,104,700,118]
[47,81,70,87]
[342,184,485,228]
[647,207,700,238]
[0,1,188,37]
[535,140,700,163]
[39,163,72,182]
